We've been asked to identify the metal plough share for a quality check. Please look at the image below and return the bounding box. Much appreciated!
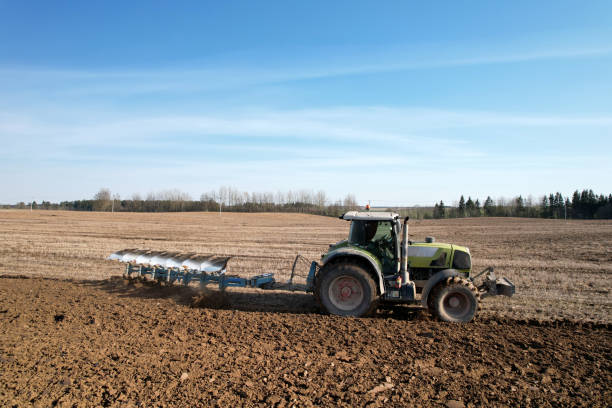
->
[107,249,230,272]
[107,248,277,289]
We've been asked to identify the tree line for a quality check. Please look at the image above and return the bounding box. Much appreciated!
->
[9,188,359,217]
[5,187,611,220]
[431,189,612,219]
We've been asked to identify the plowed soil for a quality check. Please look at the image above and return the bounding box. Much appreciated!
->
[1,276,610,407]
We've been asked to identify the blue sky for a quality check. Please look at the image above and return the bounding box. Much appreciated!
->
[1,1,611,206]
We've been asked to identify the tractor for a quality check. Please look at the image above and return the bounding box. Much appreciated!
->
[312,211,514,322]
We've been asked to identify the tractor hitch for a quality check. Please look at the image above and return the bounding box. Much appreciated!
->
[472,266,515,298]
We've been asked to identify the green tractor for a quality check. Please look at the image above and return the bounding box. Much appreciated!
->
[311,211,514,322]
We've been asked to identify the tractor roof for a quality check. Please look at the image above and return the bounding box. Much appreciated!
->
[341,211,399,221]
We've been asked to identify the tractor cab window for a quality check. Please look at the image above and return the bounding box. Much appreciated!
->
[349,220,396,274]
[349,221,393,247]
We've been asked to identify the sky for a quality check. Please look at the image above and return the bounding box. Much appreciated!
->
[1,1,611,206]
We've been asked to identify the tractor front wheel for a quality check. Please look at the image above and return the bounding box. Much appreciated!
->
[430,277,479,322]
[316,263,377,317]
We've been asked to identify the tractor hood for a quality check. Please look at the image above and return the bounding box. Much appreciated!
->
[407,242,471,271]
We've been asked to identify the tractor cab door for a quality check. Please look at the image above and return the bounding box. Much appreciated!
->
[349,220,396,275]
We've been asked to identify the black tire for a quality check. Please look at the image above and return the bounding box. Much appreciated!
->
[430,277,478,322]
[315,263,377,317]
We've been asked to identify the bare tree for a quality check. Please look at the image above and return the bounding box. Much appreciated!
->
[111,193,121,213]
[275,191,285,205]
[297,189,313,204]
[200,190,217,202]
[263,192,274,204]
[94,188,111,201]
[218,186,228,206]
[343,193,358,209]
[315,190,327,209]
[93,188,112,211]
[251,191,261,205]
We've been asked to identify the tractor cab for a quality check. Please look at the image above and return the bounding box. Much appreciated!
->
[347,217,397,275]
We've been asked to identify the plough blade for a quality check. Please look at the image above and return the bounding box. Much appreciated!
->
[106,249,230,273]
[182,255,231,273]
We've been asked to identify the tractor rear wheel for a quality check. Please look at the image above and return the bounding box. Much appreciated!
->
[430,277,479,322]
[316,263,377,317]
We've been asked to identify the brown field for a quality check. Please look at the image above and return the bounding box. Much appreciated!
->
[1,210,611,407]
[1,210,610,322]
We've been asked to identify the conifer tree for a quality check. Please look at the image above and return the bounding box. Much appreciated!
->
[515,195,525,217]
[549,193,556,218]
[587,190,597,218]
[458,195,466,217]
[466,197,475,216]
[483,196,494,216]
[541,195,549,218]
[571,190,581,218]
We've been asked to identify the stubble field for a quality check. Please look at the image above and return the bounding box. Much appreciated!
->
[0,210,610,407]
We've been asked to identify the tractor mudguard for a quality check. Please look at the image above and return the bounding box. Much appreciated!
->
[322,248,386,294]
[305,261,318,292]
[420,269,461,307]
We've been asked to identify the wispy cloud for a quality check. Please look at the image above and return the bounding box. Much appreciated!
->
[3,107,610,145]
[2,105,610,196]
[1,43,610,97]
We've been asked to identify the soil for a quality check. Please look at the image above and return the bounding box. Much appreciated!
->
[1,276,610,407]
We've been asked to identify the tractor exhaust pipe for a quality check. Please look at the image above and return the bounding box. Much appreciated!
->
[400,216,409,285]
[399,216,416,299]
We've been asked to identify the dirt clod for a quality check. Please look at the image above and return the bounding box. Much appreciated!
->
[368,382,394,394]
[446,400,464,408]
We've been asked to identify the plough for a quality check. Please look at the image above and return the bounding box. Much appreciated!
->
[108,249,316,291]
